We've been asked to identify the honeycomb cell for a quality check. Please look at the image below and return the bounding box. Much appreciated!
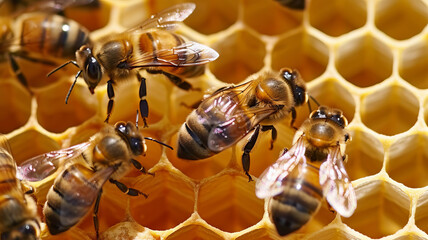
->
[375,0,428,40]
[198,173,264,232]
[101,222,157,240]
[129,170,195,230]
[167,132,232,180]
[342,180,410,238]
[147,0,238,35]
[387,134,428,188]
[415,191,428,234]
[400,41,428,89]
[243,0,303,36]
[346,129,384,180]
[336,34,393,87]
[42,228,91,240]
[64,0,111,31]
[209,30,266,84]
[306,226,358,240]
[36,80,97,133]
[392,234,428,240]
[166,225,223,240]
[0,81,31,134]
[8,129,60,164]
[308,0,367,37]
[234,229,272,240]
[360,84,419,136]
[271,31,329,82]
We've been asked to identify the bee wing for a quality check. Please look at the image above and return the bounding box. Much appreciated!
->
[255,136,307,199]
[17,142,92,182]
[129,41,219,69]
[127,3,195,32]
[319,147,357,218]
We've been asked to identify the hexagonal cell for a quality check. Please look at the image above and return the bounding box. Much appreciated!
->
[105,73,166,126]
[415,191,428,234]
[309,0,367,37]
[197,173,264,232]
[346,129,384,180]
[146,0,238,35]
[271,31,329,82]
[101,222,157,240]
[235,229,273,240]
[306,226,359,240]
[64,0,111,31]
[387,134,428,188]
[166,225,223,240]
[210,30,266,84]
[400,41,428,89]
[8,129,60,164]
[375,0,428,40]
[243,0,303,36]
[167,132,232,180]
[42,227,92,240]
[360,84,419,136]
[342,180,410,238]
[392,234,428,240]
[129,170,195,230]
[36,80,97,133]
[0,81,31,134]
[336,35,393,88]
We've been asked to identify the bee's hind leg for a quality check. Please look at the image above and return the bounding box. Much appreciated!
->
[261,125,277,150]
[93,189,103,240]
[109,178,148,198]
[137,73,149,128]
[146,69,198,91]
[241,125,261,182]
[105,80,115,123]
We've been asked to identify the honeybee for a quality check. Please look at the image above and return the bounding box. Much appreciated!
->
[17,121,172,239]
[255,106,356,236]
[274,0,305,10]
[0,0,92,88]
[0,134,41,240]
[48,3,219,126]
[177,68,308,181]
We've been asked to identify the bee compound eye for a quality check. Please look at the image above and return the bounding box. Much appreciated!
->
[115,122,127,135]
[19,224,36,236]
[130,137,143,155]
[310,110,326,120]
[86,57,101,81]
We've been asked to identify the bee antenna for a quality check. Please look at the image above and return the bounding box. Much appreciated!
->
[307,95,320,113]
[144,137,173,150]
[65,70,82,104]
[47,60,80,77]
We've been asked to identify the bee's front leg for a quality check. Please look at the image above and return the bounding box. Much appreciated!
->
[137,73,149,128]
[261,125,277,150]
[105,80,115,123]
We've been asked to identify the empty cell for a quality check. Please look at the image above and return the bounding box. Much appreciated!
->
[243,0,303,36]
[146,0,238,35]
[210,30,266,84]
[309,0,367,37]
[306,226,359,240]
[129,170,195,230]
[392,234,428,240]
[64,0,110,31]
[360,85,418,136]
[415,192,428,234]
[342,180,410,238]
[346,129,384,180]
[375,0,428,40]
[271,32,329,82]
[235,229,273,240]
[336,34,393,88]
[0,81,31,134]
[198,173,264,232]
[166,225,223,240]
[400,41,428,89]
[36,80,97,133]
[387,134,428,188]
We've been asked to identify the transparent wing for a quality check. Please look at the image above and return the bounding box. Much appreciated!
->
[255,136,307,199]
[129,41,219,68]
[319,146,357,218]
[127,3,195,32]
[17,142,92,182]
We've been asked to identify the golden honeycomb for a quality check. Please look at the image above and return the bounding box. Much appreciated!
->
[2,0,428,239]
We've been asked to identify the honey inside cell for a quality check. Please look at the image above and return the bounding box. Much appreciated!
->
[0,80,31,134]
[165,225,224,240]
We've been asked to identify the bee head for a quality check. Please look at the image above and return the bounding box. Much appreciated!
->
[1,219,40,240]
[76,45,102,94]
[280,68,308,107]
[115,121,147,156]
[310,106,348,128]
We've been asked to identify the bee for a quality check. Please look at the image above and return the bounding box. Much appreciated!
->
[0,0,92,88]
[255,106,356,236]
[48,3,219,126]
[177,68,308,181]
[274,0,305,10]
[17,121,172,239]
[0,134,41,240]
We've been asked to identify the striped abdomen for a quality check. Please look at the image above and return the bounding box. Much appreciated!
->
[44,164,102,235]
[0,148,18,195]
[268,164,323,236]
[18,13,90,59]
[138,30,205,78]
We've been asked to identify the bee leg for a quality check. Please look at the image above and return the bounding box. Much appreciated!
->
[93,189,103,240]
[146,69,198,91]
[261,125,277,150]
[131,159,155,177]
[8,54,29,90]
[137,73,149,128]
[105,80,115,123]
[241,126,261,182]
[290,107,298,130]
[109,179,148,198]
